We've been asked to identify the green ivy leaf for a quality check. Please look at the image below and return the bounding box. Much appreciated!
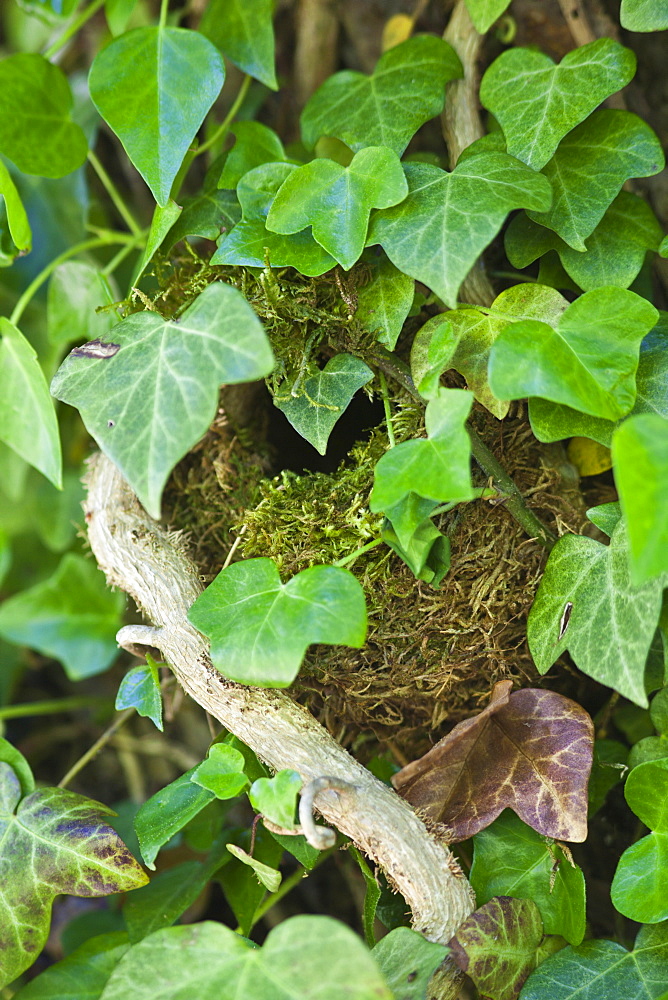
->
[528,316,668,445]
[447,283,568,418]
[0,738,34,798]
[188,557,367,687]
[526,111,664,251]
[372,927,447,1000]
[89,27,225,205]
[274,353,374,455]
[226,844,282,893]
[0,160,30,252]
[0,54,87,178]
[199,0,277,89]
[410,316,459,401]
[191,744,250,800]
[98,916,393,1000]
[115,653,163,731]
[527,520,666,707]
[611,758,668,922]
[47,261,118,353]
[0,318,62,488]
[521,921,668,999]
[9,931,130,1000]
[122,862,211,944]
[588,738,628,815]
[480,39,636,170]
[301,35,462,155]
[613,414,668,585]
[131,199,182,285]
[219,825,283,934]
[471,811,586,945]
[370,389,474,512]
[620,0,668,30]
[165,188,240,249]
[219,121,288,189]
[464,0,512,31]
[449,896,544,1000]
[381,495,451,587]
[249,770,301,828]
[367,154,552,308]
[355,250,414,350]
[51,281,274,520]
[134,768,215,870]
[350,846,382,947]
[212,162,336,275]
[267,147,407,270]
[0,552,124,680]
[0,763,147,989]
[488,288,658,421]
[507,192,664,291]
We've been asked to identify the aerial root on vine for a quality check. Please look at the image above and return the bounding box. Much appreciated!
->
[299,775,360,849]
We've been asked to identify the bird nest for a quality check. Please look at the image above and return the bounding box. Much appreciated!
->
[157,254,592,762]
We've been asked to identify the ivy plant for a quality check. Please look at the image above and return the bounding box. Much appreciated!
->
[0,0,667,998]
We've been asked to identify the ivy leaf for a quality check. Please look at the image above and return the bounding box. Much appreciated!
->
[393,682,593,842]
[266,148,407,270]
[0,738,34,798]
[372,927,447,1000]
[381,495,451,587]
[190,744,250,800]
[249,770,301,828]
[0,54,87,178]
[89,27,225,205]
[507,192,664,292]
[226,844,282,893]
[212,163,336,275]
[188,557,367,687]
[367,154,552,308]
[528,316,668,445]
[131,199,182,285]
[273,353,374,455]
[488,288,658,421]
[165,188,240,248]
[465,0,513,32]
[0,318,62,488]
[449,897,544,1000]
[480,39,636,170]
[115,654,163,731]
[47,261,118,353]
[8,931,130,1000]
[0,762,147,988]
[97,916,393,1000]
[527,520,666,707]
[520,922,668,1000]
[219,122,287,189]
[51,281,274,520]
[135,768,215,869]
[355,250,414,350]
[369,388,474,513]
[199,0,277,89]
[447,284,568,418]
[0,552,124,680]
[300,35,462,155]
[410,316,459,401]
[621,0,668,30]
[526,111,664,251]
[220,826,283,934]
[611,758,668,922]
[471,811,586,945]
[612,414,668,586]
[0,160,30,252]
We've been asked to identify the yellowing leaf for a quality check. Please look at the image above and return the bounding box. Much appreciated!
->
[567,437,612,476]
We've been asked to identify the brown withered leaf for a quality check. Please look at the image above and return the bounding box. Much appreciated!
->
[391,681,594,842]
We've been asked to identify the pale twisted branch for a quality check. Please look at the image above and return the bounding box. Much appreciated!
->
[83,452,475,954]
